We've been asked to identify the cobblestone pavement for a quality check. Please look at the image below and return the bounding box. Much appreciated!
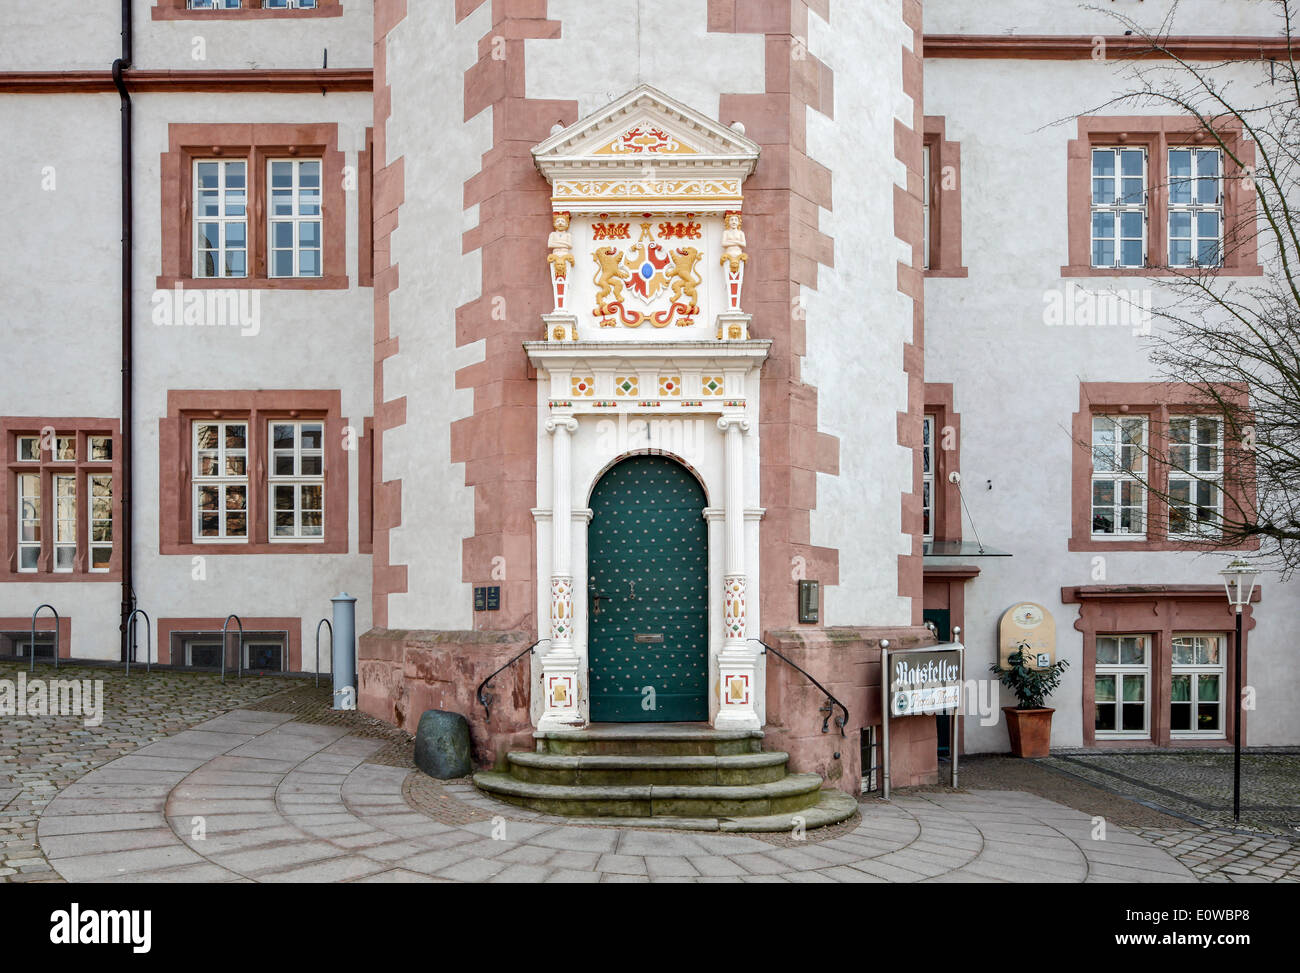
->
[10,670,1299,882]
[1044,750,1300,835]
[959,753,1300,882]
[35,708,1204,883]
[0,662,287,882]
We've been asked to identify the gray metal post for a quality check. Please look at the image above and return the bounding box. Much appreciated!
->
[330,593,357,710]
[30,605,59,672]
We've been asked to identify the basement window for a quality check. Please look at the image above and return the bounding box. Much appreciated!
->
[0,632,56,660]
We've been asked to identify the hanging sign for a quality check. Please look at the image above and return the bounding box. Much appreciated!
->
[998,602,1056,669]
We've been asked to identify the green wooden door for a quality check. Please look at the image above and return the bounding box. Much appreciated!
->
[588,455,708,722]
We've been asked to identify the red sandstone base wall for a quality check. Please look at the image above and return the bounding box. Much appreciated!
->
[763,626,939,794]
[358,628,535,768]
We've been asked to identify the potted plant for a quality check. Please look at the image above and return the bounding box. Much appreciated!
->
[989,641,1070,758]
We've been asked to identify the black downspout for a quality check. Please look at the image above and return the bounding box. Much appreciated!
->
[113,1,134,663]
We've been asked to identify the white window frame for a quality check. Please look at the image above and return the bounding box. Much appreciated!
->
[193,159,248,279]
[52,437,75,462]
[922,414,935,540]
[1095,634,1151,739]
[1170,633,1226,739]
[268,420,325,541]
[183,639,225,668]
[17,436,40,462]
[1090,147,1148,269]
[192,421,249,543]
[1168,147,1223,268]
[88,436,113,462]
[267,158,323,278]
[1167,414,1223,539]
[53,474,76,573]
[17,473,40,573]
[1091,415,1148,539]
[244,639,286,671]
[89,474,113,573]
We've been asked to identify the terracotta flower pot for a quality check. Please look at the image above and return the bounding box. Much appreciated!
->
[1002,706,1055,758]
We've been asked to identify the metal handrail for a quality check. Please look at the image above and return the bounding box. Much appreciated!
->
[751,637,848,736]
[476,639,547,720]
[29,604,59,673]
[221,614,244,684]
[125,608,152,675]
[314,618,332,688]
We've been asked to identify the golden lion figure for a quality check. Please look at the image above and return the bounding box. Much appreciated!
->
[592,247,630,308]
[663,246,703,308]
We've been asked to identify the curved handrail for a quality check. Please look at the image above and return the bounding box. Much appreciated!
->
[29,604,60,673]
[314,618,332,689]
[221,614,244,684]
[751,637,848,737]
[125,608,152,675]
[476,639,547,720]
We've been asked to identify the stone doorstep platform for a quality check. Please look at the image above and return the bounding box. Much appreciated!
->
[472,722,867,832]
[32,709,1204,883]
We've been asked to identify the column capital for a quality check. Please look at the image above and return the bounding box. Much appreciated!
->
[545,415,579,434]
[716,415,750,433]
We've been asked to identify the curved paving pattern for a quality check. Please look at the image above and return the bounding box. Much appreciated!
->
[37,710,1200,883]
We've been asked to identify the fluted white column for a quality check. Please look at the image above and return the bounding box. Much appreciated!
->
[539,414,582,729]
[715,414,759,730]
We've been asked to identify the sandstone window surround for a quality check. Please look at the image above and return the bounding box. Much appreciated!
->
[1062,116,1260,277]
[1063,585,1257,747]
[158,390,350,555]
[157,617,303,670]
[1,420,121,581]
[922,383,962,546]
[152,0,341,20]
[158,124,348,290]
[1068,382,1257,553]
[922,117,967,278]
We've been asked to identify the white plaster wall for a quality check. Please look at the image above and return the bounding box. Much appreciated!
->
[0,1,373,71]
[924,53,1300,748]
[524,0,765,119]
[0,89,375,662]
[924,0,1283,36]
[803,0,916,627]
[379,1,488,631]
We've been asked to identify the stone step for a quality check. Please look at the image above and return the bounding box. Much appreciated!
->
[558,789,860,833]
[472,771,826,819]
[506,750,789,786]
[535,724,764,757]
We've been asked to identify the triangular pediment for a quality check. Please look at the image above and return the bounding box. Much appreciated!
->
[533,85,759,208]
[533,85,759,213]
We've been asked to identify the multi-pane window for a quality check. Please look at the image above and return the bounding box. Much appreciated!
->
[194,160,248,278]
[1167,415,1222,538]
[53,475,76,572]
[193,422,249,540]
[922,415,934,539]
[268,160,322,278]
[89,475,113,572]
[269,421,324,540]
[1091,416,1147,537]
[188,0,242,7]
[1091,147,1147,268]
[263,0,318,8]
[17,474,40,572]
[1095,634,1150,737]
[1168,148,1222,268]
[1171,634,1225,737]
